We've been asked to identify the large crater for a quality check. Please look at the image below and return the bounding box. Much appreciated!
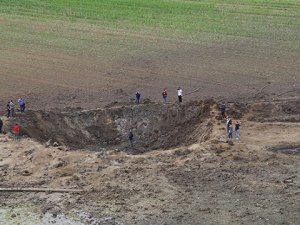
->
[12,101,213,152]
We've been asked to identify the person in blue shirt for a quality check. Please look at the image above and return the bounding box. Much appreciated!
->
[135,91,141,104]
[18,97,26,113]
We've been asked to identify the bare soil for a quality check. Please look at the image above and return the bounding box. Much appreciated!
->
[1,40,299,112]
[0,99,299,225]
[0,7,299,224]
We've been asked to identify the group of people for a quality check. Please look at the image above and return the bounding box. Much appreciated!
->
[220,102,241,142]
[226,117,240,142]
[6,98,26,118]
[135,87,183,104]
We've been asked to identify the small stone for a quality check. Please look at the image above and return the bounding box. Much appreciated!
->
[45,140,51,148]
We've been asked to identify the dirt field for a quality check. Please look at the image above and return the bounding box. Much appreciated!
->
[0,1,299,224]
[0,99,299,224]
[1,38,300,112]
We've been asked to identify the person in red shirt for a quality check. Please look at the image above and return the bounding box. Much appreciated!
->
[13,123,20,140]
[162,88,167,103]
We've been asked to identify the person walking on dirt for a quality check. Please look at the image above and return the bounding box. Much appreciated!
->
[177,87,183,103]
[129,129,134,147]
[0,118,3,134]
[18,97,25,112]
[135,91,141,104]
[220,102,226,119]
[13,123,20,140]
[9,100,15,118]
[6,102,10,118]
[162,88,167,103]
[235,121,240,141]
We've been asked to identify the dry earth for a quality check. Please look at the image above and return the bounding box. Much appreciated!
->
[0,99,299,225]
[1,38,300,111]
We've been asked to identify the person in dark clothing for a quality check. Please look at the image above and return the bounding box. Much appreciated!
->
[228,124,233,142]
[177,87,183,103]
[235,121,241,141]
[6,102,10,118]
[129,129,134,147]
[0,118,3,133]
[220,102,226,119]
[135,91,141,104]
[162,89,167,103]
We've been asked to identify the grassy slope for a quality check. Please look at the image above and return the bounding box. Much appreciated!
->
[0,0,299,58]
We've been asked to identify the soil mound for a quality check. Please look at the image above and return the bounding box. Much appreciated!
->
[248,99,300,122]
[11,101,213,152]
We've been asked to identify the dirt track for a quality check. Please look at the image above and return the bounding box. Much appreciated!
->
[0,99,299,224]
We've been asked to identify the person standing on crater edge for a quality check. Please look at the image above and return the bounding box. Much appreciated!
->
[135,91,141,104]
[6,102,10,118]
[162,88,168,103]
[18,97,26,113]
[9,100,15,118]
[177,87,183,103]
[220,102,226,119]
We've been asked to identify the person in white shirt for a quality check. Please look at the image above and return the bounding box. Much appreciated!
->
[177,87,183,103]
[9,100,15,117]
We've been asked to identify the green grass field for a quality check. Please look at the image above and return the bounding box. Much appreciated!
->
[1,0,300,52]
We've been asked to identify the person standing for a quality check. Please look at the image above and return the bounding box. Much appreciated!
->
[228,124,233,142]
[162,88,167,103]
[6,102,10,118]
[129,129,134,147]
[177,87,183,103]
[13,123,20,140]
[0,118,3,133]
[18,97,26,112]
[9,100,15,118]
[226,116,232,142]
[220,102,226,119]
[235,121,240,141]
[135,91,141,104]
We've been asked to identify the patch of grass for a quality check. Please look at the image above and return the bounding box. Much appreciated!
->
[0,0,299,55]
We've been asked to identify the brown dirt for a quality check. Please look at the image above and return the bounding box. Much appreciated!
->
[0,99,299,225]
[4,100,213,153]
[1,39,299,112]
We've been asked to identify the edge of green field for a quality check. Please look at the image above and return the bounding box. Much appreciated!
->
[1,0,299,53]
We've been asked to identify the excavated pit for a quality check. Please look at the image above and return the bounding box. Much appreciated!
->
[7,98,299,153]
[13,100,214,153]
